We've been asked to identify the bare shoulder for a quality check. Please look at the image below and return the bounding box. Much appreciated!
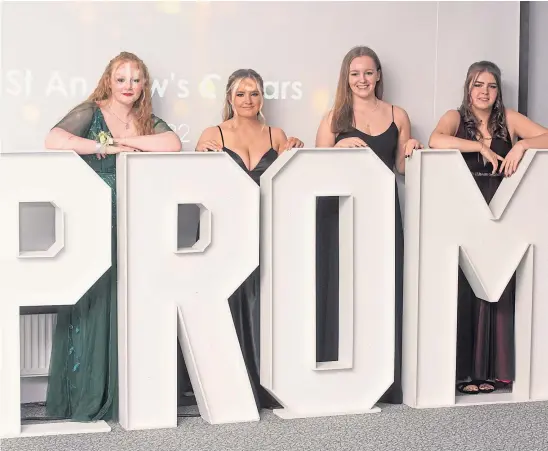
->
[503,108,518,132]
[322,109,334,125]
[442,109,461,121]
[504,108,521,121]
[315,109,334,134]
[390,104,410,123]
[504,107,548,138]
[199,125,222,140]
[269,126,288,144]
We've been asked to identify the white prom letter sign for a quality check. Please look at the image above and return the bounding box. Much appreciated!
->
[403,149,548,409]
[0,151,111,438]
[260,148,395,418]
[117,152,260,430]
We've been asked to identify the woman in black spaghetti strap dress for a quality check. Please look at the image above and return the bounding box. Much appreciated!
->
[428,61,548,395]
[315,46,422,404]
[177,69,303,409]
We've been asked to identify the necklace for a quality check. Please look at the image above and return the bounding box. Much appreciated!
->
[362,98,380,133]
[107,105,132,130]
[369,98,380,113]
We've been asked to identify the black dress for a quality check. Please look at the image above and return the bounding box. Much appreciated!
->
[455,115,515,383]
[316,106,404,404]
[177,126,279,409]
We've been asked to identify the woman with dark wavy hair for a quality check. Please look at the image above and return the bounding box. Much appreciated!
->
[429,60,548,395]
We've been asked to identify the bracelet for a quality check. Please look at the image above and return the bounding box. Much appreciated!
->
[95,134,114,154]
[95,142,109,155]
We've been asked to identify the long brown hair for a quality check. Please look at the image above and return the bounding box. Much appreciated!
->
[331,46,383,134]
[88,51,154,135]
[222,69,265,122]
[458,61,508,142]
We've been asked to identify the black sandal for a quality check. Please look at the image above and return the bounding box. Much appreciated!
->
[477,380,496,394]
[457,381,480,395]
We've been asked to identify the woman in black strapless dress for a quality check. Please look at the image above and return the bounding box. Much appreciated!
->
[315,46,422,404]
[179,69,303,410]
[428,60,548,395]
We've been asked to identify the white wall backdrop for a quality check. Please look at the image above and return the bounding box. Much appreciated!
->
[1,1,520,153]
[0,0,523,405]
[529,1,548,126]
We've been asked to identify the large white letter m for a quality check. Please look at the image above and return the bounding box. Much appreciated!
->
[403,149,548,409]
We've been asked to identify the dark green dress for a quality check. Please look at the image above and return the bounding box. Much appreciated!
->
[46,101,173,421]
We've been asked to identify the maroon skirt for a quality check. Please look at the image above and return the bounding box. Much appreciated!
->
[455,173,516,382]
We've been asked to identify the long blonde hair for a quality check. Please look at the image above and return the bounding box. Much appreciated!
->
[88,51,154,135]
[222,69,266,122]
[331,46,383,134]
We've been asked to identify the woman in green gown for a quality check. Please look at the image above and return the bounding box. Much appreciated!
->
[44,51,182,421]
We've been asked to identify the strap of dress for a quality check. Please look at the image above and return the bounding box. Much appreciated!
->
[269,127,273,148]
[391,105,394,122]
[454,111,465,138]
[217,125,225,146]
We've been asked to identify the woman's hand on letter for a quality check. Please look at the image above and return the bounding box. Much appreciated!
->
[334,137,368,148]
[196,140,223,152]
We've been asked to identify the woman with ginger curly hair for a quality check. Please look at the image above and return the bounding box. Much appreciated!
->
[44,51,181,421]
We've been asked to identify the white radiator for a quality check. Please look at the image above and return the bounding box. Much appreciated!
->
[20,314,57,377]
